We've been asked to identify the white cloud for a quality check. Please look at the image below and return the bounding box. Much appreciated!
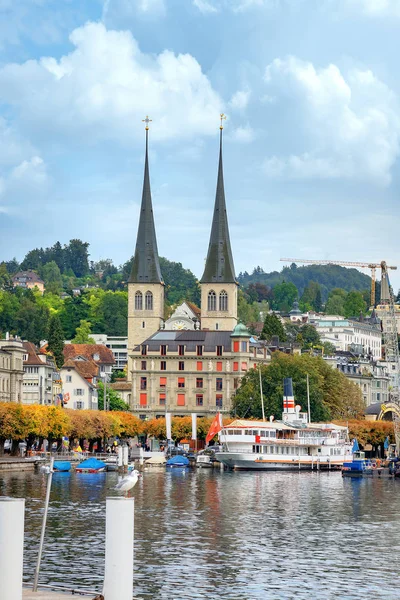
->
[0,155,50,215]
[193,0,219,14]
[263,56,400,185]
[229,89,251,111]
[230,125,255,143]
[341,0,400,17]
[0,22,223,145]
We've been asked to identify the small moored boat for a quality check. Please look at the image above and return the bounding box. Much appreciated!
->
[76,458,107,473]
[53,461,71,472]
[342,451,374,477]
[166,455,190,468]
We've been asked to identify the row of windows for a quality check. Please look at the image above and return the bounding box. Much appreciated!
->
[143,345,234,356]
[139,393,223,408]
[207,290,228,312]
[0,355,10,370]
[140,360,249,373]
[135,291,153,311]
[140,376,223,390]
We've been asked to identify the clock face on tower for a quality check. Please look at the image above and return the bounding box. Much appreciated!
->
[172,320,188,330]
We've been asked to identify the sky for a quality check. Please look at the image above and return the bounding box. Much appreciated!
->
[0,0,400,288]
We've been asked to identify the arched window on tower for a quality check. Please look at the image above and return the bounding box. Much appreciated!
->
[208,290,217,311]
[219,290,228,312]
[145,291,153,310]
[135,291,143,310]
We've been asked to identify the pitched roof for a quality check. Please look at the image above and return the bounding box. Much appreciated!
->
[13,271,44,284]
[186,301,201,318]
[134,329,233,352]
[62,358,99,381]
[129,128,163,284]
[110,381,132,391]
[63,344,115,365]
[22,341,44,365]
[200,128,236,284]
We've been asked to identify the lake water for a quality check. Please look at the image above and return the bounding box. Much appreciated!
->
[1,468,400,599]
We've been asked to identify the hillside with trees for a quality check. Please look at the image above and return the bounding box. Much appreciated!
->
[0,240,381,344]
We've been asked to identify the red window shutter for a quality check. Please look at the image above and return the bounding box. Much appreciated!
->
[177,394,185,406]
[197,361,203,371]
[140,393,147,406]
[160,377,167,386]
[216,362,222,372]
[233,341,239,352]
[233,362,239,372]
[178,377,185,384]
[159,394,166,404]
[241,362,248,371]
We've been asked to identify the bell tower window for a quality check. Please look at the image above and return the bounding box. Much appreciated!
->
[219,290,228,311]
[208,290,217,311]
[145,291,153,310]
[135,291,143,310]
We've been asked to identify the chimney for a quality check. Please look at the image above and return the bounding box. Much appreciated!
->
[283,378,295,414]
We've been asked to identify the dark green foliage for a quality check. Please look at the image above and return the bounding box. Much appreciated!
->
[343,291,367,318]
[97,381,129,411]
[232,352,364,421]
[15,300,50,345]
[260,313,286,342]
[47,315,65,368]
[238,264,371,301]
[92,292,128,336]
[59,296,91,339]
[270,282,298,312]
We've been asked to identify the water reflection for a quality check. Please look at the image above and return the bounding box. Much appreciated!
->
[1,469,399,599]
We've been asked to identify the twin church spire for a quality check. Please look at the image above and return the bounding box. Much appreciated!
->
[129,114,237,326]
[129,116,163,285]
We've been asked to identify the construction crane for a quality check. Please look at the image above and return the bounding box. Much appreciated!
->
[378,262,400,452]
[280,258,397,307]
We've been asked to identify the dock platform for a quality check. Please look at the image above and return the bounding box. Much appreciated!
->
[23,589,101,599]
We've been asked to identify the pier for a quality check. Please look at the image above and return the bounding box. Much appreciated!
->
[23,589,93,599]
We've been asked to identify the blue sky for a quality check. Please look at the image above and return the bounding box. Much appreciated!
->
[1,0,400,288]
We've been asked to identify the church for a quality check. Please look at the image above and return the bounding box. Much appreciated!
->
[127,116,265,419]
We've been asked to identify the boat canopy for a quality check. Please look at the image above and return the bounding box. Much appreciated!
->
[53,461,71,472]
[77,458,107,470]
[166,455,190,466]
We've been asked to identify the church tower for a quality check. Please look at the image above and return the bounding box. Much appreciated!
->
[200,115,238,331]
[127,117,164,379]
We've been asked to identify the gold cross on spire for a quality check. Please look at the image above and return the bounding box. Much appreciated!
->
[142,115,152,130]
[220,113,226,130]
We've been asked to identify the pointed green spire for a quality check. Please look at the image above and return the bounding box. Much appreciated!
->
[201,120,236,284]
[129,121,163,284]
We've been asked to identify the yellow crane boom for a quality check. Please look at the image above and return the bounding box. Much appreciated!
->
[280,258,397,307]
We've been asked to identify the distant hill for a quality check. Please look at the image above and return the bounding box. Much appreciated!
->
[238,264,372,300]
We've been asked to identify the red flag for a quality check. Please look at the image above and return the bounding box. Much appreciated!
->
[206,412,222,444]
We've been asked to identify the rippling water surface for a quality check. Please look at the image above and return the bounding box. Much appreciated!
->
[1,468,400,599]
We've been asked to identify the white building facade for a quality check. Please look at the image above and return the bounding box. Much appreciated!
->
[311,316,382,360]
[0,338,24,403]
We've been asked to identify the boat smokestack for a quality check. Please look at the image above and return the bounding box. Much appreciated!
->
[283,378,295,413]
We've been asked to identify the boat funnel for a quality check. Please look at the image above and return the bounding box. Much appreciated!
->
[283,378,295,413]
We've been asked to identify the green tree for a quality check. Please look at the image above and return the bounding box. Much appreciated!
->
[271,282,298,312]
[232,352,364,421]
[0,263,13,292]
[47,315,65,368]
[71,320,95,344]
[97,382,129,411]
[16,299,50,345]
[325,289,347,315]
[300,324,320,348]
[343,291,367,318]
[260,313,286,341]
[65,239,89,278]
[59,295,91,339]
[97,292,128,335]
[41,261,63,294]
[301,281,322,311]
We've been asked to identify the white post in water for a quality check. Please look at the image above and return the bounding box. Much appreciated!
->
[33,456,54,591]
[0,498,25,600]
[103,498,134,600]
[123,445,129,469]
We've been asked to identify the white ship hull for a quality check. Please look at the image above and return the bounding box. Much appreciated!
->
[215,452,346,471]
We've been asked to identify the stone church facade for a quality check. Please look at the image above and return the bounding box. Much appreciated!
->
[127,120,264,418]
